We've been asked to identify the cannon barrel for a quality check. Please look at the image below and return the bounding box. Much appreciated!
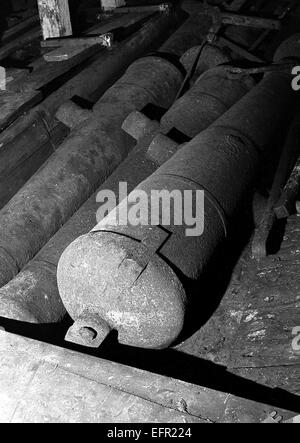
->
[57,36,299,349]
[0,12,200,289]
[0,15,218,323]
[0,44,249,325]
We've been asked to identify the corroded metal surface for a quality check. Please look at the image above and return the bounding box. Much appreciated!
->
[57,37,298,349]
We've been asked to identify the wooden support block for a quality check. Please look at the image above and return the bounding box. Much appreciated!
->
[42,34,113,62]
[8,13,150,93]
[109,4,171,14]
[37,0,72,40]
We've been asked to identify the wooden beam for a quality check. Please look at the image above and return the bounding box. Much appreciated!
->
[0,27,41,62]
[218,36,265,63]
[0,331,298,422]
[0,332,206,423]
[37,0,72,40]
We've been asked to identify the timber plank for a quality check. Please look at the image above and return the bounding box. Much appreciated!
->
[232,366,300,396]
[228,300,300,368]
[0,90,41,132]
[174,211,300,396]
[43,43,101,62]
[0,331,206,423]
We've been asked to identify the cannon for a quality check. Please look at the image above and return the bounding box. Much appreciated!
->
[0,14,221,323]
[57,35,299,349]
